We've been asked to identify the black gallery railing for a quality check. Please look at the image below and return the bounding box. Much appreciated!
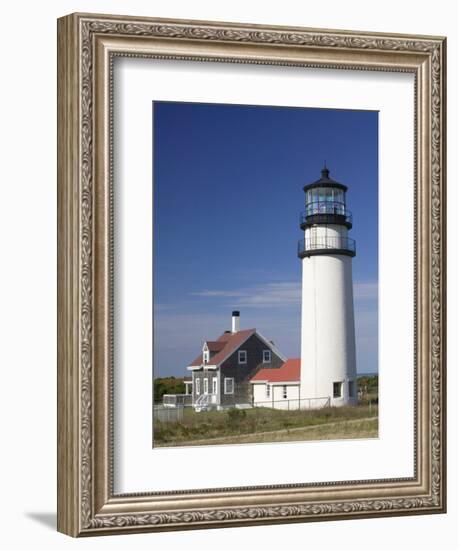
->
[298,236,356,256]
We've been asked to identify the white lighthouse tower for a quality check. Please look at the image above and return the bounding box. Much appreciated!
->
[298,166,357,407]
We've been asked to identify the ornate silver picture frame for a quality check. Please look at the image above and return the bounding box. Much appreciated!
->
[57,12,446,536]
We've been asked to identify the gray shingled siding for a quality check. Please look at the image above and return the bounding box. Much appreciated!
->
[219,334,283,406]
[192,369,218,404]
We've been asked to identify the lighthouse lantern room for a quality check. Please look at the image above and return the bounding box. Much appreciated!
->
[298,166,357,407]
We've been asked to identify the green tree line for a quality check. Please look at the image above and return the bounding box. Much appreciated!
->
[357,375,378,393]
[154,376,186,403]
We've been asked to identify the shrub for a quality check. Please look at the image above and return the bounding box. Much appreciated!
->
[227,408,246,430]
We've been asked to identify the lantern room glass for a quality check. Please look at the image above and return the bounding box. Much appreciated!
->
[305,187,346,216]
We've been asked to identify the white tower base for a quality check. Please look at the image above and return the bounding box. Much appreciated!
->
[300,253,357,408]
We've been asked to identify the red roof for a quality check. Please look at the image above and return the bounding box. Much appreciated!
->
[205,341,226,352]
[189,329,256,367]
[250,358,300,383]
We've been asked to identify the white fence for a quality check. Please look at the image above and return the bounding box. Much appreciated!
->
[162,394,192,408]
[253,397,331,411]
[154,405,184,423]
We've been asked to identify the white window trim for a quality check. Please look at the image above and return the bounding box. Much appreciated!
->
[333,381,343,398]
[238,350,247,364]
[203,378,209,394]
[263,349,271,363]
[254,330,287,362]
[212,378,217,394]
[224,377,235,395]
[195,378,201,396]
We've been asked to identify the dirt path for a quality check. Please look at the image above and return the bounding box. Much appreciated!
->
[159,416,378,447]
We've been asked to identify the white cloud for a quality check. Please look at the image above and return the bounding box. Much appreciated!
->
[191,282,301,309]
[191,289,245,298]
[191,280,378,308]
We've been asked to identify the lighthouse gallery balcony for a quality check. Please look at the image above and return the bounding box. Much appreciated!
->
[300,201,353,230]
[297,235,356,258]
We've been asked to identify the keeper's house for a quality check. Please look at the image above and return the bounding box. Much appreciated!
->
[187,311,285,411]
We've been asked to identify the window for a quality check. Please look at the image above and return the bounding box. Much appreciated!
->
[263,350,271,363]
[238,350,247,364]
[333,382,342,398]
[318,187,326,202]
[266,384,270,398]
[282,385,287,399]
[203,350,209,364]
[195,378,201,395]
[212,378,218,394]
[333,189,344,205]
[224,377,234,394]
[203,378,208,394]
[310,225,318,247]
[348,380,355,398]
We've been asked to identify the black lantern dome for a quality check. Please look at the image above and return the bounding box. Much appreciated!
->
[302,166,348,193]
[300,166,352,230]
[298,166,356,259]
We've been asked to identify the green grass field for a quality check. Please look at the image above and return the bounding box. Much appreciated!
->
[153,403,378,447]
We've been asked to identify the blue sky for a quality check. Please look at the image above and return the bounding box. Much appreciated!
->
[153,101,378,377]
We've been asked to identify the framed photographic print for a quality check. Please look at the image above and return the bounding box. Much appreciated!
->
[57,13,446,536]
[152,102,379,448]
